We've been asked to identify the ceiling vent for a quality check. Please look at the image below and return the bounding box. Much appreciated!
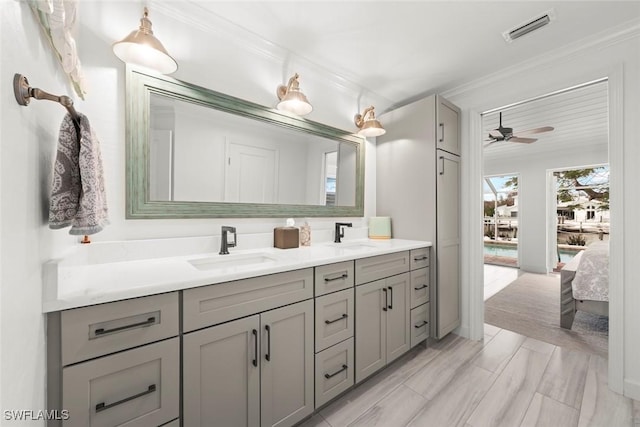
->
[503,9,556,42]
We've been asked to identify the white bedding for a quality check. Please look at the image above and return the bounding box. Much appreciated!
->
[572,240,609,302]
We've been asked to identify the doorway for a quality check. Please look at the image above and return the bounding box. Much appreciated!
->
[479,79,610,356]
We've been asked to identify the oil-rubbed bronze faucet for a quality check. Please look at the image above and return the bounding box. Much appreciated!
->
[219,226,237,255]
[334,222,353,243]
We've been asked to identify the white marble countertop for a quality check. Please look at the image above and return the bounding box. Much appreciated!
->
[43,238,431,312]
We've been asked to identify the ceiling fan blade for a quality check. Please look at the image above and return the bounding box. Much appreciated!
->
[509,137,537,144]
[515,126,554,135]
[484,141,496,148]
[488,130,503,138]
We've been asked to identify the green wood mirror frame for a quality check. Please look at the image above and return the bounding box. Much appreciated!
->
[126,67,365,219]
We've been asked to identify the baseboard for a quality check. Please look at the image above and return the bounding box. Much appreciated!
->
[454,324,470,339]
[623,378,640,400]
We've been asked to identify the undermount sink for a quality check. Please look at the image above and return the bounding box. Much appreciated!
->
[188,252,279,271]
[330,242,378,251]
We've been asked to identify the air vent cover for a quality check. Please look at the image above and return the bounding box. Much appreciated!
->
[503,9,556,42]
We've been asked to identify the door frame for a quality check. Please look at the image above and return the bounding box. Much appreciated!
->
[467,66,624,393]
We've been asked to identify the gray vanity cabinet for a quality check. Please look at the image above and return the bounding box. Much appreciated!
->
[354,272,411,383]
[182,315,260,427]
[46,292,180,427]
[377,94,462,340]
[182,299,314,427]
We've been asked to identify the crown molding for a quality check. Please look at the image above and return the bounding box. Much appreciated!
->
[443,18,640,100]
[150,1,394,107]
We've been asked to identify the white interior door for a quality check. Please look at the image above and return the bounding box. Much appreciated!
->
[225,141,278,203]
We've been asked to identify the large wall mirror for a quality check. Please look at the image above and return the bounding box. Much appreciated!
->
[126,68,365,218]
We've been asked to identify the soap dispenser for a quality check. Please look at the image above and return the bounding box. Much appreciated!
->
[300,221,311,246]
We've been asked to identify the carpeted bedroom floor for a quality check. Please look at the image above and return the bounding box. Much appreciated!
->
[484,272,609,358]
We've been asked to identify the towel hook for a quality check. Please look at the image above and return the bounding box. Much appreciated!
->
[13,73,80,126]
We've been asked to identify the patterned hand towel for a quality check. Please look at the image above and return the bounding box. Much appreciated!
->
[49,112,109,235]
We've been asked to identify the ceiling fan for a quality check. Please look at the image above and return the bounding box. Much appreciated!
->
[485,112,554,147]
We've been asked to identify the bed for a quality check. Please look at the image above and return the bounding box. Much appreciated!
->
[560,240,609,329]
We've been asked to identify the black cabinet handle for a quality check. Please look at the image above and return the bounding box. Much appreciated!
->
[439,156,445,175]
[414,284,428,291]
[324,364,348,379]
[439,123,444,142]
[325,314,348,324]
[388,286,393,310]
[95,384,156,413]
[265,325,271,361]
[252,329,258,367]
[413,256,428,261]
[325,273,348,282]
[415,321,428,329]
[94,317,156,336]
[382,288,388,311]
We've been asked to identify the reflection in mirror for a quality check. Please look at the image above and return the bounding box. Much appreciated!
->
[149,93,356,206]
[126,67,364,218]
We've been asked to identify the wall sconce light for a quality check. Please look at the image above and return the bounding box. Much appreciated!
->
[112,7,178,74]
[354,106,386,137]
[276,73,313,116]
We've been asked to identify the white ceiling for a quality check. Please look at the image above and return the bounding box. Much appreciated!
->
[482,79,609,161]
[169,1,639,108]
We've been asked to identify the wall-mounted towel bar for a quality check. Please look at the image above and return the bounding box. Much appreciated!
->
[13,73,80,126]
[13,73,92,244]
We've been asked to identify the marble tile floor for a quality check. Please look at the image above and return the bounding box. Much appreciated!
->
[298,326,640,427]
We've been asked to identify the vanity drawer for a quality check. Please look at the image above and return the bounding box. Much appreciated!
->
[411,303,430,348]
[410,267,430,309]
[355,251,410,285]
[315,261,354,296]
[410,247,430,270]
[62,337,179,427]
[315,288,354,352]
[315,338,354,408]
[60,292,179,366]
[183,268,314,332]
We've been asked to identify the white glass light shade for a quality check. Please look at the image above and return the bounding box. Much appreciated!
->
[276,89,313,116]
[112,8,178,75]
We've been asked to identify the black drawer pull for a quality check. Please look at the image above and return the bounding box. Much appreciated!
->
[324,364,348,379]
[94,317,156,336]
[414,284,428,291]
[388,286,393,310]
[382,288,388,311]
[325,314,348,324]
[324,273,348,282]
[414,321,428,329]
[95,384,156,413]
[414,256,428,261]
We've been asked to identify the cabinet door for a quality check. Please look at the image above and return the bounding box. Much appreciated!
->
[436,95,460,155]
[355,280,387,383]
[436,150,461,338]
[385,273,411,364]
[261,300,314,427]
[183,316,260,427]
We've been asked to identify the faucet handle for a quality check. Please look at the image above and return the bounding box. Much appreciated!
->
[228,229,237,247]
